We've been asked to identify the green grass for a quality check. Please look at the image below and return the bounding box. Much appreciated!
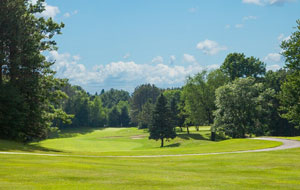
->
[1,127,281,156]
[1,127,299,189]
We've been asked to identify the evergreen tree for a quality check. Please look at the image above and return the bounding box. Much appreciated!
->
[0,0,71,141]
[149,94,176,147]
[108,107,120,127]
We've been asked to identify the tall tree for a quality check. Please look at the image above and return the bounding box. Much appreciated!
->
[221,53,266,81]
[137,100,154,129]
[182,70,228,127]
[264,70,292,136]
[213,77,275,138]
[100,88,130,109]
[130,84,160,125]
[149,94,176,147]
[0,0,71,141]
[108,107,121,127]
[279,19,300,134]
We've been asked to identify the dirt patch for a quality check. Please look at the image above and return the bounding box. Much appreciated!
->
[131,135,147,139]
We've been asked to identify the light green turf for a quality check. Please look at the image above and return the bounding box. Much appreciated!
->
[1,145,300,189]
[26,127,281,156]
[1,127,298,190]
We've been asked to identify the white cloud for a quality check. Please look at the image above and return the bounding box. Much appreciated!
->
[183,54,196,63]
[123,53,130,59]
[49,51,214,92]
[225,24,231,29]
[196,40,227,55]
[267,64,281,71]
[170,55,176,64]
[37,4,60,18]
[235,24,244,28]
[264,53,282,63]
[64,10,78,18]
[152,56,164,64]
[268,0,295,5]
[243,16,257,20]
[64,13,71,18]
[242,0,294,6]
[242,0,263,5]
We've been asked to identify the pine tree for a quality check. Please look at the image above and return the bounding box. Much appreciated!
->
[149,94,176,147]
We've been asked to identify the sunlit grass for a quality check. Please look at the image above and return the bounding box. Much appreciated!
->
[1,127,299,189]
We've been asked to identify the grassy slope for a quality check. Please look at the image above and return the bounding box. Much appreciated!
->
[1,127,281,156]
[1,127,299,189]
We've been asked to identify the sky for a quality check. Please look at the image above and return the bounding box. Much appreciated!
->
[38,0,300,93]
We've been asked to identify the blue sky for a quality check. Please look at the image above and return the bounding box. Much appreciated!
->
[39,0,300,93]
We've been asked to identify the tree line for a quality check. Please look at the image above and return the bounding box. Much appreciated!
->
[1,1,300,144]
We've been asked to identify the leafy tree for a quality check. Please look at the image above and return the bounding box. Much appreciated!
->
[213,78,275,138]
[279,20,300,134]
[163,89,181,127]
[130,84,161,125]
[108,107,120,127]
[177,98,190,133]
[100,88,130,109]
[120,106,131,127]
[182,70,228,128]
[89,96,106,127]
[264,70,293,136]
[221,53,266,81]
[137,100,154,129]
[0,0,71,141]
[149,94,176,147]
[117,101,131,127]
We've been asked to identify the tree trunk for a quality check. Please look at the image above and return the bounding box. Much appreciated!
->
[160,138,164,147]
[180,126,183,132]
[187,126,190,134]
[195,126,199,131]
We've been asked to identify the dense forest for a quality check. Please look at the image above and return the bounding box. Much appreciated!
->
[1,1,300,142]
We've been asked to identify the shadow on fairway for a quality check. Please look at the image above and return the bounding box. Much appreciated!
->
[164,143,181,148]
[177,133,208,140]
[0,140,63,153]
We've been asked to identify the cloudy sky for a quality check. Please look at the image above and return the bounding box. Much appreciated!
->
[41,0,300,93]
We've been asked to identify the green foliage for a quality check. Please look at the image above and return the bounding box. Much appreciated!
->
[100,89,130,109]
[280,71,300,131]
[130,84,161,125]
[88,96,106,127]
[279,20,300,133]
[0,84,28,140]
[149,94,176,147]
[183,70,228,126]
[263,70,293,136]
[281,20,300,71]
[163,89,182,127]
[214,77,275,138]
[137,100,154,129]
[108,107,120,127]
[0,0,71,142]
[221,53,266,81]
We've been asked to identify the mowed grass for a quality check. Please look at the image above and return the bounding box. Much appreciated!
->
[1,146,300,189]
[1,127,299,189]
[2,126,282,156]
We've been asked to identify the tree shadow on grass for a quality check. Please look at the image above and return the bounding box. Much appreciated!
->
[177,133,208,141]
[49,127,104,139]
[0,140,63,153]
[164,143,181,148]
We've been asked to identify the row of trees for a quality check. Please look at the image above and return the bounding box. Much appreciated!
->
[0,0,72,142]
[1,1,299,143]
